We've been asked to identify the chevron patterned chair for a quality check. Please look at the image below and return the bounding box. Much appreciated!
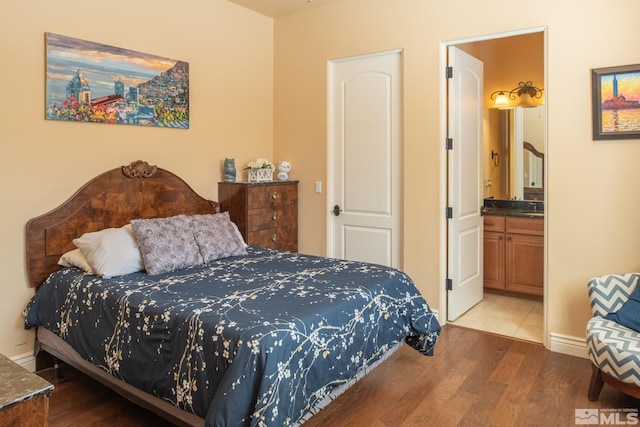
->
[587,273,640,400]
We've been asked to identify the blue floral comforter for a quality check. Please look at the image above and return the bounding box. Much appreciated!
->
[25,247,440,426]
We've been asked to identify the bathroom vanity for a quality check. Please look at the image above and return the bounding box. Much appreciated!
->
[483,200,544,297]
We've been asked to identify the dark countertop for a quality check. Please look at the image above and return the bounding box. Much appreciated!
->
[482,207,544,218]
[482,198,544,218]
[0,353,53,410]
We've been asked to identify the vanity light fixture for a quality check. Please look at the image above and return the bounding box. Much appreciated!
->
[490,81,543,109]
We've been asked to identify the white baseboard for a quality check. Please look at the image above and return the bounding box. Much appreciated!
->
[549,332,588,359]
[11,351,36,372]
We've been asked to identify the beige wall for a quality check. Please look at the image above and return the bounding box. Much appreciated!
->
[3,0,640,360]
[274,0,640,348]
[0,1,274,358]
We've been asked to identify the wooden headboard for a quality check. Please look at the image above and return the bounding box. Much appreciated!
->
[26,160,219,287]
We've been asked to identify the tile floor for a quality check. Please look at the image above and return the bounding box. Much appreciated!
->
[450,292,544,343]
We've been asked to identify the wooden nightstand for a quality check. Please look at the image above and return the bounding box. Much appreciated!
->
[0,353,53,426]
[218,181,298,252]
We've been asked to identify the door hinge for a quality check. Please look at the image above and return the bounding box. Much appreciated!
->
[446,66,453,79]
[446,138,453,150]
[446,207,453,219]
[446,278,453,291]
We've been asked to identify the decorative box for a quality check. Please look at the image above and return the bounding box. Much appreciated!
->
[247,168,273,182]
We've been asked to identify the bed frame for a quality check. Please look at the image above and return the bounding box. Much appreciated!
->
[26,160,219,426]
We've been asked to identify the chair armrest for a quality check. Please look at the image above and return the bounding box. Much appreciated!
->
[588,273,640,318]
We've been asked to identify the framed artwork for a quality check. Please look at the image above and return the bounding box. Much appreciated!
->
[45,33,189,128]
[591,64,640,140]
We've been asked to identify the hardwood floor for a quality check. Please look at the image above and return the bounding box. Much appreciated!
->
[37,325,640,426]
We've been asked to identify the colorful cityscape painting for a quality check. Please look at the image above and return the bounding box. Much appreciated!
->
[45,33,189,128]
[592,64,640,140]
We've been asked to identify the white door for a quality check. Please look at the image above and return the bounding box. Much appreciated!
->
[447,46,484,321]
[328,50,402,268]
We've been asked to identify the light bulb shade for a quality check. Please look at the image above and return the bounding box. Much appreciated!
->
[494,92,509,108]
[518,92,534,107]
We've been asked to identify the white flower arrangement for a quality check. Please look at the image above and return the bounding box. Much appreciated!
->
[245,158,275,182]
[245,157,275,170]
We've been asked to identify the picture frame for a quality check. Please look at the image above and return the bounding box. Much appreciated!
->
[45,33,189,129]
[591,64,640,140]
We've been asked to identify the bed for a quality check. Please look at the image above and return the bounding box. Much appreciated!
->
[24,160,440,427]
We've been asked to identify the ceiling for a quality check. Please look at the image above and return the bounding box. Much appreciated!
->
[226,0,344,18]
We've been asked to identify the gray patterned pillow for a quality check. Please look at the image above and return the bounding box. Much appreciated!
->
[189,212,247,263]
[131,215,203,275]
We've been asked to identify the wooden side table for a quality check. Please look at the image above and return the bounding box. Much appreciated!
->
[218,181,299,252]
[0,353,54,426]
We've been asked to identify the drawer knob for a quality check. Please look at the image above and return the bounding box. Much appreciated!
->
[271,192,280,199]
[271,234,279,242]
[272,213,279,221]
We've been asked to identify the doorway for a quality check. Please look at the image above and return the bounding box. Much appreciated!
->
[442,28,547,344]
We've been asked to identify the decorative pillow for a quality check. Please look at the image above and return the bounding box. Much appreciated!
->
[58,248,94,274]
[606,282,640,332]
[189,212,248,263]
[72,224,144,278]
[131,215,203,275]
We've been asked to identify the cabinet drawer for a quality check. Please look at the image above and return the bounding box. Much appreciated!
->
[248,184,297,208]
[248,205,297,231]
[248,225,297,251]
[506,217,543,236]
[484,215,505,232]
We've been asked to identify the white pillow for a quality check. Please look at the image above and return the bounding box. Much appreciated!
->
[73,224,144,278]
[58,248,94,274]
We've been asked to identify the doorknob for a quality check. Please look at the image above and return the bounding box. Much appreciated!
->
[332,205,343,216]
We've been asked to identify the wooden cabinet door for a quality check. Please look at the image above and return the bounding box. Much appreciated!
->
[505,233,544,296]
[483,231,505,289]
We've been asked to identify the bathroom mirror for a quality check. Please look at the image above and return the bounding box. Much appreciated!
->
[487,105,545,201]
[523,141,544,200]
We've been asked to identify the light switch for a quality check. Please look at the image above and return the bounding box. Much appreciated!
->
[314,181,322,193]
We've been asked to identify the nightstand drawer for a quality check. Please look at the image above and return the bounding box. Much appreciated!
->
[248,205,297,231]
[248,184,297,208]
[248,225,297,251]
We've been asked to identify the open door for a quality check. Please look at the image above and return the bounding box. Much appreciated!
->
[447,46,484,321]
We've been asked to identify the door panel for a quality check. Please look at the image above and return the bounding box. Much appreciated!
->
[447,46,484,321]
[344,226,391,266]
[329,51,402,267]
